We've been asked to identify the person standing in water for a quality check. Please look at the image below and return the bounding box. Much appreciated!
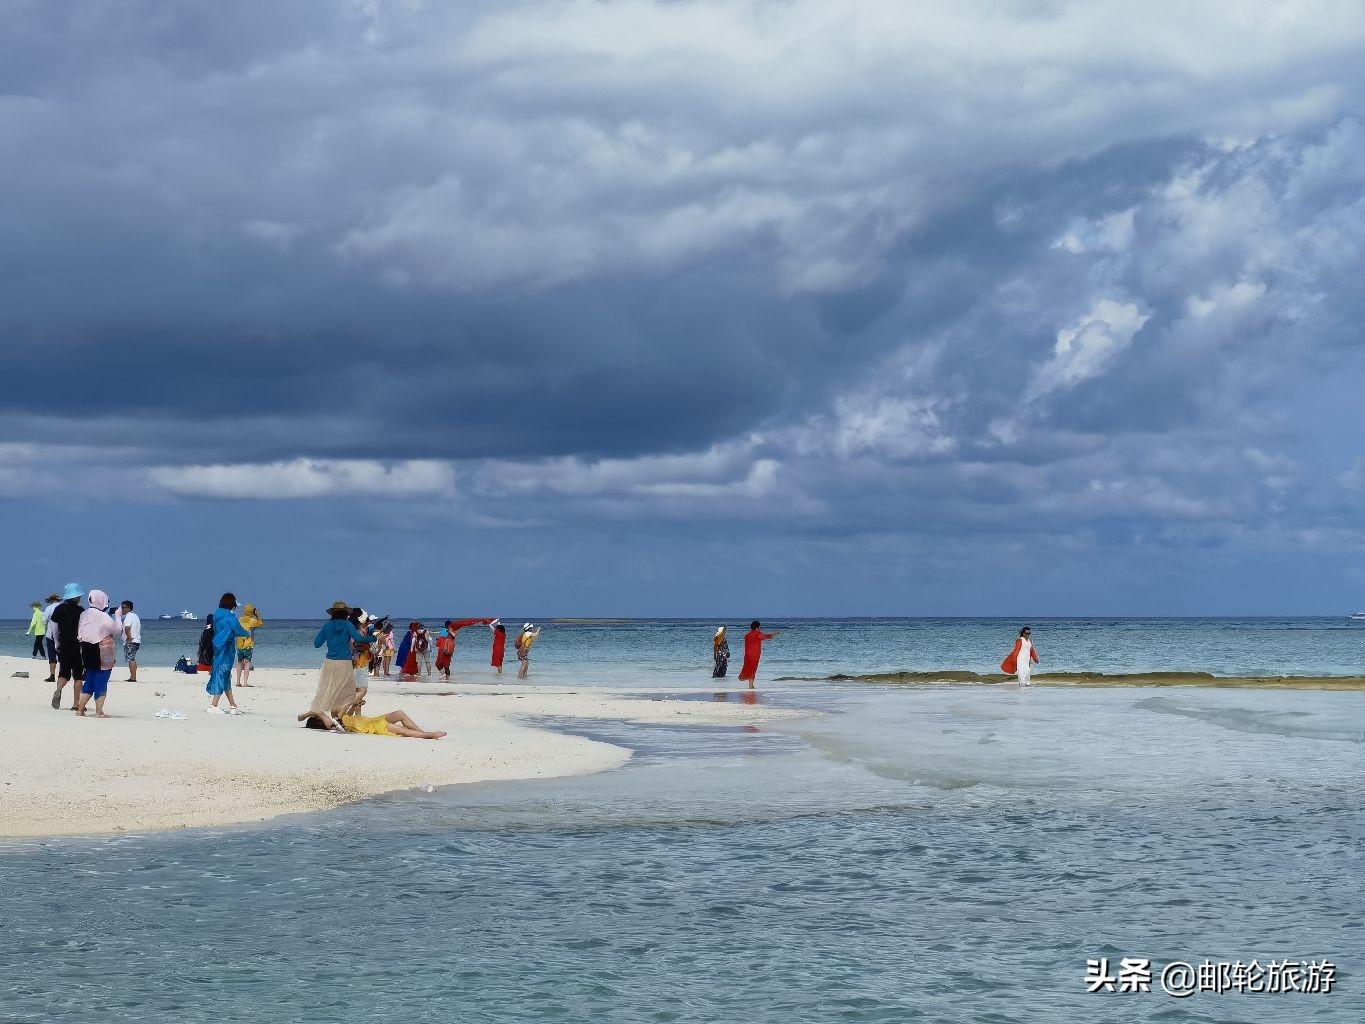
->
[1000,626,1039,686]
[737,621,780,687]
[27,600,46,658]
[489,621,507,675]
[712,626,730,678]
[206,593,249,715]
[515,623,541,680]
[235,603,263,687]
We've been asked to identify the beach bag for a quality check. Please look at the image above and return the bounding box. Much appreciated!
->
[99,635,116,671]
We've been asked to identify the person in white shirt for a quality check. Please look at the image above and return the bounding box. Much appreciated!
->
[120,600,142,682]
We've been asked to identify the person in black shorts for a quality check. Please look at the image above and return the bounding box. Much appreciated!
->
[50,583,86,710]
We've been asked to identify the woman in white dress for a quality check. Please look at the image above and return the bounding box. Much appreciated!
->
[1001,626,1039,685]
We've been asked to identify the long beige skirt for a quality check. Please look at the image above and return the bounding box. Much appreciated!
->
[309,658,359,717]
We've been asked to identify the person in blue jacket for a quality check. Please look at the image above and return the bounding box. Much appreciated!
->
[206,593,250,715]
[303,601,374,731]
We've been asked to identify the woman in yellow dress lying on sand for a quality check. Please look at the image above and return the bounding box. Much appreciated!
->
[338,698,447,740]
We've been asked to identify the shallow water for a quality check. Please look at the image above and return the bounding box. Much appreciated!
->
[2,683,1361,1022]
[7,616,1365,680]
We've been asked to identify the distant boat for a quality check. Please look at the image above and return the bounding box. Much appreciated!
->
[1350,612,1365,621]
[158,610,199,621]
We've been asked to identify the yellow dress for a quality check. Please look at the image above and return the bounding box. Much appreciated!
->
[341,713,395,737]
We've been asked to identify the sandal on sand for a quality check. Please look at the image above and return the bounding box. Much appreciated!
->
[206,706,226,715]
[227,708,244,716]
[51,687,61,710]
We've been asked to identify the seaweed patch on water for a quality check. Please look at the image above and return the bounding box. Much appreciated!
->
[780,670,1365,690]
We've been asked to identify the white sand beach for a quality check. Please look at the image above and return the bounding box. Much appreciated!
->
[0,654,806,839]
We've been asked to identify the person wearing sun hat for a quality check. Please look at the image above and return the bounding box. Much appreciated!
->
[234,602,264,688]
[49,583,86,710]
[74,590,124,718]
[515,622,542,680]
[712,625,730,678]
[301,601,374,731]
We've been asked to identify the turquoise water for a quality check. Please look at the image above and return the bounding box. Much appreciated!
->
[6,616,1365,680]
[1,682,1361,1022]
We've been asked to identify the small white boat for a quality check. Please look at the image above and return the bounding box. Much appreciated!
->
[1350,611,1365,621]
[159,610,200,621]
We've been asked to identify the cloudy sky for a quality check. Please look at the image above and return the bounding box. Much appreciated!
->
[4,0,1365,616]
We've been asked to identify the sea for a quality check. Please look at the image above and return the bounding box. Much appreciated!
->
[1,617,1362,1022]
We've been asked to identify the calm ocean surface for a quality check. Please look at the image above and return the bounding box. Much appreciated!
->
[6,616,1365,680]
[2,621,1362,1021]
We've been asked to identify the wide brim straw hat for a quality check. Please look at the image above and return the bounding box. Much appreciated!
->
[327,601,350,614]
[715,625,726,637]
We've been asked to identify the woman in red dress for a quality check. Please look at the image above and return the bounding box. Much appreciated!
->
[737,620,780,686]
[489,621,507,674]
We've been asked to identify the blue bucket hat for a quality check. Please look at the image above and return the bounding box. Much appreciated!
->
[61,582,84,600]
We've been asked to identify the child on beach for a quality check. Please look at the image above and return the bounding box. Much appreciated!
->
[75,590,123,718]
[379,624,395,677]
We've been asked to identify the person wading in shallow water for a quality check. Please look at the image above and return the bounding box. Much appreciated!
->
[515,623,541,680]
[712,626,730,678]
[737,621,780,688]
[1001,626,1040,686]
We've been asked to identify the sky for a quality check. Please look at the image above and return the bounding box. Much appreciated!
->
[3,0,1365,617]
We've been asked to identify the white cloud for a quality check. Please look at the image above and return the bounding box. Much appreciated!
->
[148,459,455,500]
[1031,299,1149,397]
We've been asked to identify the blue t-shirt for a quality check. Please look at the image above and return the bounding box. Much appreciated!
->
[314,619,371,660]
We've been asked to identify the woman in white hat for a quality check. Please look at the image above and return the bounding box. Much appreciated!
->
[515,623,541,680]
[711,626,730,678]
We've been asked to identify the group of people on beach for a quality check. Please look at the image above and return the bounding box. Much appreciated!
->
[29,586,143,718]
[294,603,541,737]
[24,589,1040,728]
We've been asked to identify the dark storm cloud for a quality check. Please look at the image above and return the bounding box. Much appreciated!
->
[4,0,1365,615]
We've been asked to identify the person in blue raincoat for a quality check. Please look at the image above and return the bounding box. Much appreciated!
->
[206,592,250,715]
